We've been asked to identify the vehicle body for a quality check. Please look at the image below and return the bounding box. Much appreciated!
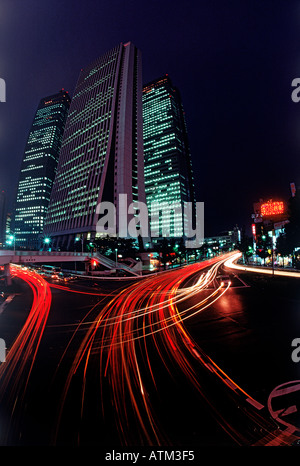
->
[217,274,231,287]
[40,265,63,279]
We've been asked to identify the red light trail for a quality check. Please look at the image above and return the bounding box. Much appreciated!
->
[0,265,51,443]
[53,252,288,446]
[1,255,297,446]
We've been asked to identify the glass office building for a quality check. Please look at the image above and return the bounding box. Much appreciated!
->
[142,75,196,239]
[44,42,146,249]
[14,90,70,249]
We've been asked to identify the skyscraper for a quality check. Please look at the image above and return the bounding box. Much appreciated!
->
[14,90,70,249]
[44,42,146,249]
[142,75,196,240]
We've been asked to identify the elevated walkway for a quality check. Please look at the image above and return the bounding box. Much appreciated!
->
[0,250,140,276]
[92,253,140,276]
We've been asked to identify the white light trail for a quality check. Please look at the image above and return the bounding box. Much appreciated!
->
[224,253,300,279]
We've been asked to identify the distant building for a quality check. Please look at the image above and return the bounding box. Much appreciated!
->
[44,42,146,249]
[251,198,289,247]
[142,75,196,241]
[14,90,70,249]
[203,226,241,254]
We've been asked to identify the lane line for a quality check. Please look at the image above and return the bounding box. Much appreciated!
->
[0,294,16,315]
[246,397,264,410]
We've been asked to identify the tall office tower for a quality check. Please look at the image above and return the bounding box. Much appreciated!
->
[0,190,6,247]
[142,75,196,239]
[14,90,70,249]
[44,42,146,249]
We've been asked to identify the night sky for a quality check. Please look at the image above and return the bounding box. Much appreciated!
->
[1,0,300,236]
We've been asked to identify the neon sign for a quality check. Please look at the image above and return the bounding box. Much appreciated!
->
[260,201,284,217]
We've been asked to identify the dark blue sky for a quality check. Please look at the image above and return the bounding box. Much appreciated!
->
[1,0,300,235]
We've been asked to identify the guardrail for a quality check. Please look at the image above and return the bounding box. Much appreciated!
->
[0,250,93,257]
[0,250,140,276]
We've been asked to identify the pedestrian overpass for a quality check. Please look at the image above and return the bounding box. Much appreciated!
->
[0,250,140,276]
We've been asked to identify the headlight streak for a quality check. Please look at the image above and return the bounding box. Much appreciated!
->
[224,252,300,279]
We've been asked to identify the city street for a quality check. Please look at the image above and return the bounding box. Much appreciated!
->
[0,254,300,447]
[2,2,300,456]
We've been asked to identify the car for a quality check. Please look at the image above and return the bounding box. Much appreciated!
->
[217,274,231,287]
[63,273,75,282]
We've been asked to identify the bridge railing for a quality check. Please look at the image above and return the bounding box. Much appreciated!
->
[0,250,140,276]
[0,250,92,257]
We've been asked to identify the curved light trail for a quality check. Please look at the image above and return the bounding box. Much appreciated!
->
[225,252,300,278]
[0,265,52,444]
[1,253,295,447]
[53,252,285,446]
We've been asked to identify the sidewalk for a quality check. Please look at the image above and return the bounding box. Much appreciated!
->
[224,253,300,278]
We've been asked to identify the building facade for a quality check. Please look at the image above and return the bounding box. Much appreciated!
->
[251,198,289,259]
[44,42,146,249]
[142,75,196,241]
[14,90,70,249]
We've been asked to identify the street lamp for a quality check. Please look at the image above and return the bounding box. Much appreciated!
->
[115,248,118,268]
[75,236,84,253]
[7,234,15,253]
[271,229,276,277]
[89,242,94,255]
[44,237,51,251]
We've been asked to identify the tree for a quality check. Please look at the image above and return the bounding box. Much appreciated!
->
[283,190,300,266]
[237,234,253,263]
[93,236,138,260]
[255,234,272,265]
[276,232,290,267]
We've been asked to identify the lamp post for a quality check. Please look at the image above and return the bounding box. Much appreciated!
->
[271,229,275,277]
[11,235,15,254]
[75,236,84,253]
[262,235,266,266]
[115,248,118,268]
[7,234,15,253]
[44,237,51,251]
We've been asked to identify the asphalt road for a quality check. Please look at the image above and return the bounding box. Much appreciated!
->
[0,258,299,447]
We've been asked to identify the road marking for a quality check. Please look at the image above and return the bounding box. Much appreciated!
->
[252,426,300,446]
[246,397,264,410]
[278,405,297,417]
[264,428,298,446]
[267,380,300,434]
[225,378,238,390]
[232,273,250,288]
[0,294,16,314]
[271,383,300,398]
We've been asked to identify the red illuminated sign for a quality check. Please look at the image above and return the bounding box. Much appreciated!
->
[260,201,284,217]
[251,224,256,236]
